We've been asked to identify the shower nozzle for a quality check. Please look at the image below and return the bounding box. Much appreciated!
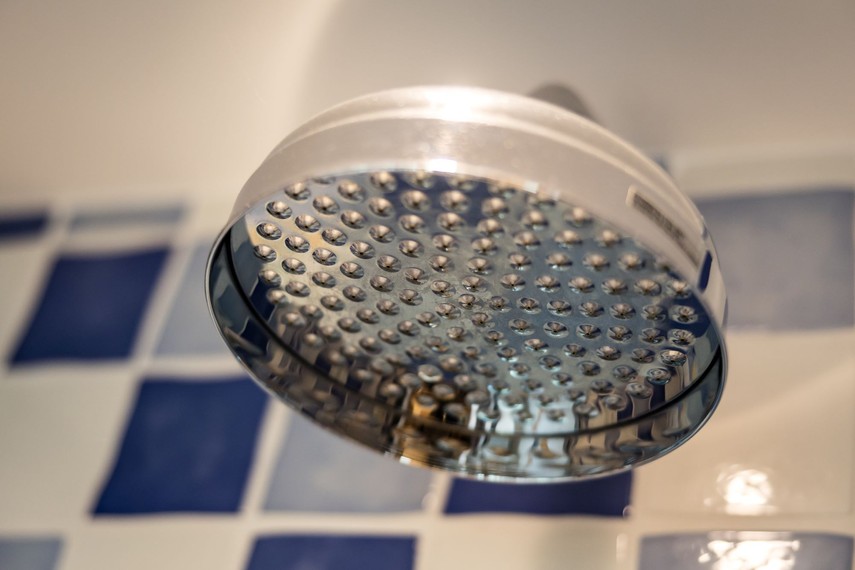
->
[206,86,726,481]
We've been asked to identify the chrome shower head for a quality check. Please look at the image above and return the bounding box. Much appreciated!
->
[206,86,726,481]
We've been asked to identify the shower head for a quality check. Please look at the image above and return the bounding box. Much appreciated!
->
[206,86,726,481]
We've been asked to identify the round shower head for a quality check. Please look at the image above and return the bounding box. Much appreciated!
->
[206,86,726,481]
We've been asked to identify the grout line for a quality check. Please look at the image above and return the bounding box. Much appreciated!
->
[129,244,193,369]
[0,200,71,376]
[422,473,452,517]
[143,356,245,377]
[229,403,291,570]
[416,472,454,570]
[127,201,196,368]
[240,403,290,517]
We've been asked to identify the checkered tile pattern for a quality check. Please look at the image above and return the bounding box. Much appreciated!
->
[0,179,853,569]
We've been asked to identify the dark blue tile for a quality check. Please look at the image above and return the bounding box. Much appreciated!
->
[696,189,854,329]
[264,415,432,513]
[639,532,853,569]
[246,535,416,570]
[0,212,48,240]
[11,248,168,363]
[94,377,267,514]
[0,537,62,570]
[444,471,632,516]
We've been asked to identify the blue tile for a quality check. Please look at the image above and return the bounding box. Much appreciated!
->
[265,415,432,513]
[639,532,853,569]
[70,205,183,232]
[696,189,854,329]
[0,537,62,570]
[0,212,48,240]
[11,248,168,363]
[246,535,416,570]
[94,377,267,514]
[157,244,232,356]
[444,472,632,516]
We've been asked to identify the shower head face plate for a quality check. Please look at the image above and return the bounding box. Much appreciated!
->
[207,87,726,481]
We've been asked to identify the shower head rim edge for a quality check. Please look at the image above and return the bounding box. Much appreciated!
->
[205,85,728,481]
[232,86,703,241]
[222,86,724,323]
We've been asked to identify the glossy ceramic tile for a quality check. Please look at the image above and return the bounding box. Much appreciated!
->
[12,248,168,363]
[1,172,854,570]
[157,243,233,356]
[94,377,267,514]
[61,523,244,570]
[246,535,416,570]
[633,329,855,515]
[639,532,853,569]
[0,537,62,570]
[0,368,137,527]
[445,473,632,516]
[65,205,183,252]
[696,189,854,330]
[421,519,626,570]
[69,205,183,232]
[264,414,434,513]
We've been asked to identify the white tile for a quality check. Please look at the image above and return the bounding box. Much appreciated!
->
[419,518,631,570]
[61,521,245,570]
[633,329,855,516]
[0,368,138,529]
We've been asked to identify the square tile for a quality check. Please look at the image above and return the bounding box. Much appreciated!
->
[156,244,233,356]
[633,329,855,516]
[69,205,183,232]
[639,532,853,569]
[66,205,183,251]
[695,189,854,330]
[0,212,48,240]
[60,522,244,570]
[421,519,625,570]
[444,472,631,516]
[264,415,433,513]
[246,535,416,570]
[94,376,267,514]
[11,248,168,363]
[0,369,137,526]
[0,537,62,570]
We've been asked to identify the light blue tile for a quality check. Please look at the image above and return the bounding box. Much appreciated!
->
[0,538,62,570]
[157,244,231,356]
[265,415,433,513]
[70,205,183,232]
[696,189,854,329]
[639,532,853,569]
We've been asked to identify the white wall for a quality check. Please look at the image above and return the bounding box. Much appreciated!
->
[2,0,854,202]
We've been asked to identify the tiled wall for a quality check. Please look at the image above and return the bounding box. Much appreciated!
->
[1,178,854,569]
